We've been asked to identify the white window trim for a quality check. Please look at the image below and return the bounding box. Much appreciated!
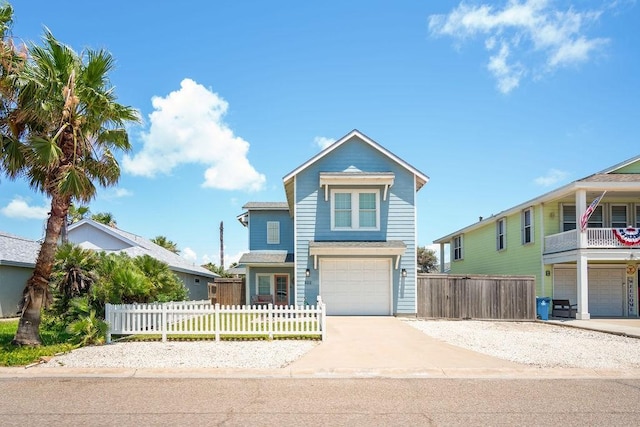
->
[267,221,280,244]
[561,204,577,231]
[522,207,534,245]
[330,189,380,231]
[453,235,463,261]
[256,274,273,295]
[496,218,506,251]
[610,204,629,228]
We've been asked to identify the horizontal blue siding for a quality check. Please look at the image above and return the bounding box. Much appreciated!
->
[248,210,294,252]
[294,137,418,314]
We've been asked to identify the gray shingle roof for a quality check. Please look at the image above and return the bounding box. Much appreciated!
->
[241,202,289,210]
[67,219,218,278]
[0,231,40,267]
[238,250,294,264]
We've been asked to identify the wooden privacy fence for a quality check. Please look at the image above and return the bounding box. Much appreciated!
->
[208,278,245,306]
[417,274,536,320]
[105,299,326,343]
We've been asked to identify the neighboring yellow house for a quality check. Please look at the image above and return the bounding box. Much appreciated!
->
[434,155,640,320]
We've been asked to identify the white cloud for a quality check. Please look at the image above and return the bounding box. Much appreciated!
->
[0,197,49,219]
[102,188,133,200]
[429,0,611,93]
[314,136,336,150]
[534,168,569,186]
[123,78,266,191]
[182,247,197,262]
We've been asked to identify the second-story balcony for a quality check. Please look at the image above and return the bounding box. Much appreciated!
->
[544,228,640,254]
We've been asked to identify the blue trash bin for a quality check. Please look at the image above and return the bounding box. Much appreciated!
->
[536,297,551,321]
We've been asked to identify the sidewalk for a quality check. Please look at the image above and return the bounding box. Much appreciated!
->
[545,317,640,338]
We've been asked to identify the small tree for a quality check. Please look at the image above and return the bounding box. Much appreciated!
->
[417,246,439,273]
[151,235,180,254]
[202,262,231,278]
[91,212,117,227]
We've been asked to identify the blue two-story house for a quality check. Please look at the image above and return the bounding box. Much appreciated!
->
[237,130,429,315]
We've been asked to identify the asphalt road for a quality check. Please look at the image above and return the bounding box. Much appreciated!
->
[1,377,639,426]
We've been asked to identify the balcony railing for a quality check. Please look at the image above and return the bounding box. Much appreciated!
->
[544,228,640,254]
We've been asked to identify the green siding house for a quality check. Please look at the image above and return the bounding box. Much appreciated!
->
[434,155,640,320]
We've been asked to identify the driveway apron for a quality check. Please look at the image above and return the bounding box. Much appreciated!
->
[288,316,524,372]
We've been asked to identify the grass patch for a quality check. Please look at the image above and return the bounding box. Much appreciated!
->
[0,319,76,367]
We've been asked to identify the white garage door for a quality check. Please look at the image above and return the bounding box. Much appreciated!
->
[554,267,625,316]
[320,258,392,315]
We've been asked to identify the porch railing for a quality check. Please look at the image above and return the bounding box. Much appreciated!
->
[544,228,640,253]
[105,299,326,343]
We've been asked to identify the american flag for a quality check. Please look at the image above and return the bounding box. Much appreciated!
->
[580,191,606,231]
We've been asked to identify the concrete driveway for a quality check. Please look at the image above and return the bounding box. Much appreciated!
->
[287,316,524,375]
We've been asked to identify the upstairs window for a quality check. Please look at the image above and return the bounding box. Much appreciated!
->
[496,218,506,251]
[611,205,628,228]
[331,190,379,231]
[563,204,604,231]
[453,235,463,261]
[267,221,280,244]
[562,205,576,231]
[587,205,604,228]
[522,208,533,244]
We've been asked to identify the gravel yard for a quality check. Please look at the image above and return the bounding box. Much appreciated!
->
[32,320,640,370]
[403,319,640,369]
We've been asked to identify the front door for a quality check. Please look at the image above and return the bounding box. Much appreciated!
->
[274,275,289,306]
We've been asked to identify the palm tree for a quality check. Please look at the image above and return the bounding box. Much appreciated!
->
[67,203,90,224]
[151,235,180,254]
[0,4,26,170]
[91,211,116,227]
[4,30,140,345]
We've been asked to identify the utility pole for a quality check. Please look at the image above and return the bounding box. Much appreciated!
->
[219,221,224,270]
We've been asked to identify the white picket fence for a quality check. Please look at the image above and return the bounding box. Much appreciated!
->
[104,299,326,343]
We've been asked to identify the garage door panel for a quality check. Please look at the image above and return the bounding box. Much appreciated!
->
[321,258,391,315]
[554,267,624,316]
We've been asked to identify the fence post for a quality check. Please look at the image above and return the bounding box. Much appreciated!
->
[161,302,167,342]
[267,303,273,339]
[105,303,112,344]
[215,303,220,342]
[318,296,326,340]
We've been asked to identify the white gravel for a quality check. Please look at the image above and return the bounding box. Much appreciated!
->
[403,319,640,369]
[36,340,319,369]
[32,320,640,370]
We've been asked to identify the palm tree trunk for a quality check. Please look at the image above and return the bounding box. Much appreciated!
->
[12,192,70,346]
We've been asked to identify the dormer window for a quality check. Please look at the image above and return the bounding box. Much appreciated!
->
[331,189,380,231]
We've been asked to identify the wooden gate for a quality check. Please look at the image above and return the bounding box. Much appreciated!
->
[208,278,245,306]
[417,274,536,320]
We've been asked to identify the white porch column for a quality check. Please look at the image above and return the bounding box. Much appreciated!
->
[576,190,591,319]
[576,252,590,319]
[439,244,446,273]
[575,190,590,319]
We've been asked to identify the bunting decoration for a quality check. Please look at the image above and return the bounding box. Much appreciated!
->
[613,227,640,246]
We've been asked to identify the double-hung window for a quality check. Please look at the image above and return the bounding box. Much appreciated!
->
[256,275,272,296]
[331,190,379,230]
[562,205,576,231]
[496,218,506,251]
[522,208,533,244]
[267,221,280,244]
[611,205,628,228]
[587,205,604,228]
[453,235,463,261]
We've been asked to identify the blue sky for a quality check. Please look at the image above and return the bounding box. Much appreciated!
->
[2,0,639,267]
